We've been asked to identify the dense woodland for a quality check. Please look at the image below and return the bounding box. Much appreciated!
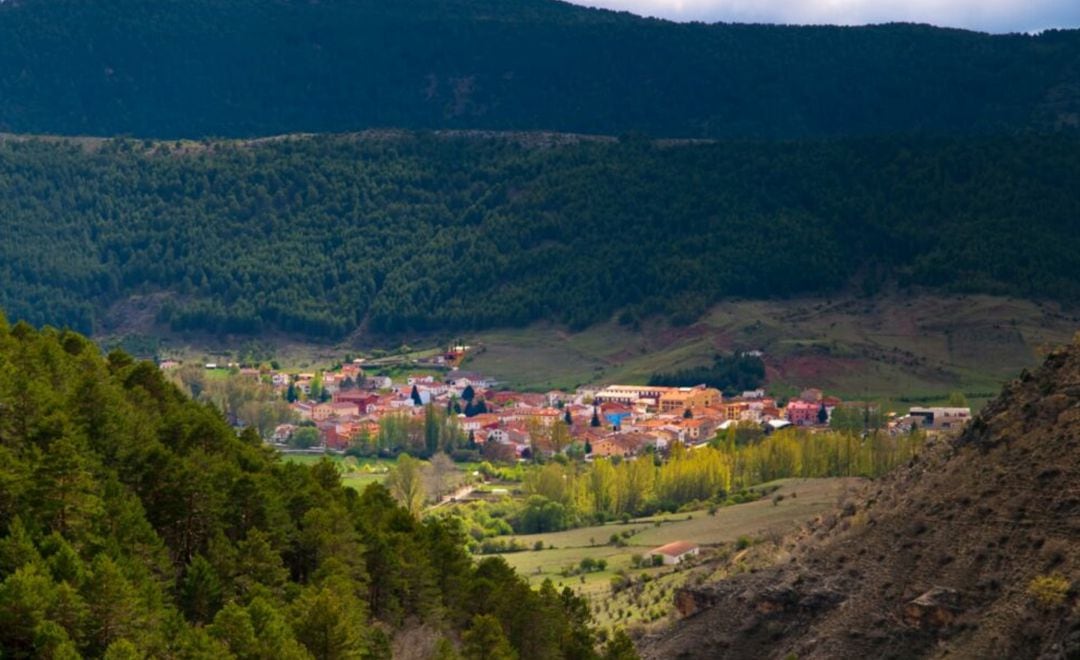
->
[0,314,636,658]
[648,354,766,394]
[0,0,1078,138]
[0,134,1077,338]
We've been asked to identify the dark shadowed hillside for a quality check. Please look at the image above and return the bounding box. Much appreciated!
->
[0,0,1078,139]
[642,337,1080,659]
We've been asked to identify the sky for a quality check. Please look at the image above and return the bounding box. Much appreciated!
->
[566,0,1080,33]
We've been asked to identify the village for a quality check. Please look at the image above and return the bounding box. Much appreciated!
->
[155,345,978,632]
[161,345,973,461]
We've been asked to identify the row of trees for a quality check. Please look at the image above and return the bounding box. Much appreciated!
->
[368,406,469,459]
[648,353,766,394]
[506,427,926,530]
[0,313,634,659]
[168,363,296,435]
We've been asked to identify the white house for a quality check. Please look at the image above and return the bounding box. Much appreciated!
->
[648,541,700,565]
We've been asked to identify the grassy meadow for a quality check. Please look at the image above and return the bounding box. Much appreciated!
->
[464,294,1078,404]
[279,453,397,491]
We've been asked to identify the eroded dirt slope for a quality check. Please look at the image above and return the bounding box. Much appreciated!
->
[643,339,1080,659]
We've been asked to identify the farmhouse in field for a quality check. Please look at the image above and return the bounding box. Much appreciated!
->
[648,540,700,565]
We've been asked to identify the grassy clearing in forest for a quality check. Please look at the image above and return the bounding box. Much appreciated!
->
[279,453,398,491]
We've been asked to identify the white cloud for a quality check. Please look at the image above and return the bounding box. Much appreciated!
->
[568,0,1080,33]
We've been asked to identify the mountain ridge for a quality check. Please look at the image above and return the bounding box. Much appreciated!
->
[0,0,1078,139]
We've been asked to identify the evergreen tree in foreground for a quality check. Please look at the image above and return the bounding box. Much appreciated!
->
[0,314,638,659]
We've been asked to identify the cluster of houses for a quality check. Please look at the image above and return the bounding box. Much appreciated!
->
[161,347,971,456]
[214,355,972,457]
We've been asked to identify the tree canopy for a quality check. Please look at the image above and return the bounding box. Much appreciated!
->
[0,314,607,658]
[0,0,1076,139]
[0,134,1078,338]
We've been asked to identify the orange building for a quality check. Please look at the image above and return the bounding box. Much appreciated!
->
[658,387,722,414]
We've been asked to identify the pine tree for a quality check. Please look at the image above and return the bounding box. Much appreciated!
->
[424,405,440,457]
[291,585,367,660]
[181,555,223,624]
[462,614,515,660]
[31,436,103,547]
[603,629,640,659]
[83,556,142,655]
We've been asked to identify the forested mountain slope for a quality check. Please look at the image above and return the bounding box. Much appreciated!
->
[0,313,607,658]
[0,0,1077,139]
[643,338,1080,659]
[0,133,1078,338]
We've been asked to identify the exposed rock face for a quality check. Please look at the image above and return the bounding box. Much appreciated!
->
[643,341,1080,660]
[903,587,962,629]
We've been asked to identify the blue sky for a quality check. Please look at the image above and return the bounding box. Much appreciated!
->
[566,0,1080,33]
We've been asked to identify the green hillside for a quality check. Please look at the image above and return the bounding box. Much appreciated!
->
[462,294,1078,402]
[1,133,1078,338]
[0,313,604,658]
[0,0,1077,138]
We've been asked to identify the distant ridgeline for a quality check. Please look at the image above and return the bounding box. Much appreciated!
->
[1,134,1078,338]
[0,0,1077,139]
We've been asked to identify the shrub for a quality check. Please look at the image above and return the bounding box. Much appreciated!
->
[735,535,753,550]
[1028,574,1070,607]
[610,574,632,594]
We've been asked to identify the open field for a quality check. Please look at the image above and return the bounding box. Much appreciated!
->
[494,478,861,629]
[279,452,482,494]
[279,453,397,491]
[465,294,1079,404]
[103,293,1079,405]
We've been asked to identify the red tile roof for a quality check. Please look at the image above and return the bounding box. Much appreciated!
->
[650,540,699,557]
